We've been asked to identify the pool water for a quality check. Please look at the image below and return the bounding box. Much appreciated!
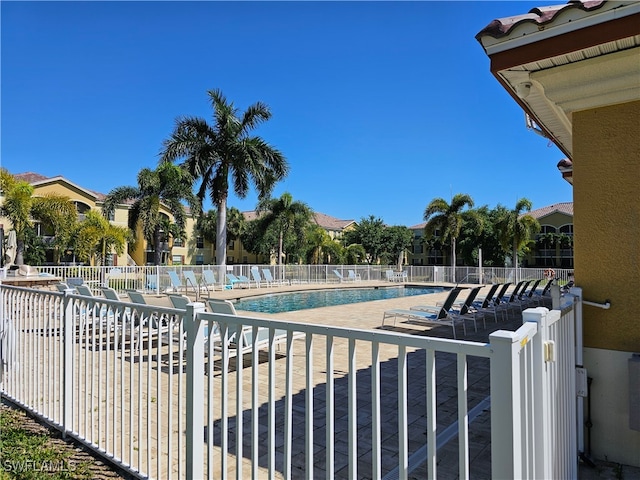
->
[234,286,446,313]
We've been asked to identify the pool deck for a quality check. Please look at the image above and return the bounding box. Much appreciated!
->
[94,280,622,478]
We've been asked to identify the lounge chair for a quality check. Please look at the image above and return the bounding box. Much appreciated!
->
[469,283,501,323]
[202,269,225,291]
[167,270,188,294]
[348,270,362,282]
[382,287,466,338]
[447,286,485,332]
[125,290,171,351]
[333,270,349,283]
[206,299,298,356]
[503,281,529,314]
[226,273,250,289]
[183,270,209,299]
[262,269,290,286]
[491,282,512,320]
[250,266,270,288]
[532,278,554,306]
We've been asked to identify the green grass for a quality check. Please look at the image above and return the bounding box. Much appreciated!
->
[0,407,92,479]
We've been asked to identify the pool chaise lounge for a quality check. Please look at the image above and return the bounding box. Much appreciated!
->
[381,287,466,339]
[381,308,467,339]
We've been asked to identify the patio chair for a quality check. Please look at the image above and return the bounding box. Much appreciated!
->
[348,270,362,282]
[261,269,290,286]
[167,270,188,294]
[226,273,250,289]
[207,299,299,356]
[126,290,170,351]
[250,266,270,288]
[448,286,485,332]
[469,283,501,323]
[382,287,466,338]
[333,269,349,282]
[201,269,225,291]
[532,278,554,306]
[183,270,209,299]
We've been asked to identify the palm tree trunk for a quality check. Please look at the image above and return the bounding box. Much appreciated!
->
[153,228,163,265]
[451,237,456,283]
[216,197,228,267]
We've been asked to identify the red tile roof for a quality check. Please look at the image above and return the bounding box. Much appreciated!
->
[527,202,573,219]
[476,1,606,40]
[243,210,354,231]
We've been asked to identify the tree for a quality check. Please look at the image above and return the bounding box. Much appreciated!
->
[101,163,200,265]
[0,169,77,266]
[423,193,474,282]
[305,225,343,264]
[383,226,414,270]
[161,88,288,267]
[0,171,34,266]
[342,216,386,264]
[73,210,130,266]
[495,198,540,275]
[197,207,247,262]
[256,193,313,265]
[30,193,78,264]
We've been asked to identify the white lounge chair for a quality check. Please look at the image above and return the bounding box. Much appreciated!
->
[207,299,298,356]
[348,270,361,282]
[261,269,290,286]
[250,266,270,288]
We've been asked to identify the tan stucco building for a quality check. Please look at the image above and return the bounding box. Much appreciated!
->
[2,172,355,267]
[477,0,640,466]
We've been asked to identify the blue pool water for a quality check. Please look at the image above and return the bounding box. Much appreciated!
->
[234,286,445,314]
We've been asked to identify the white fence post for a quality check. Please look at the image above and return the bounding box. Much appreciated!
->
[63,288,75,436]
[489,323,538,479]
[185,301,207,480]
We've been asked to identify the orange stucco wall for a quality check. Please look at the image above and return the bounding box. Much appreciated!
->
[573,100,640,351]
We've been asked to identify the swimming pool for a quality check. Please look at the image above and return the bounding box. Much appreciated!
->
[234,286,446,313]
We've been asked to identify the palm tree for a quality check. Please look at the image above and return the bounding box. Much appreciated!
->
[31,192,78,264]
[306,225,343,264]
[101,163,200,265]
[256,192,313,266]
[0,169,77,266]
[495,198,540,279]
[423,193,474,282]
[196,207,246,261]
[73,210,130,266]
[161,88,288,268]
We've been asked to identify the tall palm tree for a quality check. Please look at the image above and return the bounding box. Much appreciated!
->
[160,88,288,268]
[256,192,313,266]
[423,193,474,282]
[101,163,200,265]
[196,207,246,261]
[496,198,540,279]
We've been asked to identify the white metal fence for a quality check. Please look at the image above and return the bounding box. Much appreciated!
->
[32,264,574,296]
[0,284,579,479]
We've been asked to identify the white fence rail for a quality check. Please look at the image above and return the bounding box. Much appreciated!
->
[32,264,574,295]
[0,284,579,479]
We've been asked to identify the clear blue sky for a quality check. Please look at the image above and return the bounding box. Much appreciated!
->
[1,1,572,227]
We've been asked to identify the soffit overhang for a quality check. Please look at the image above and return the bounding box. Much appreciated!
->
[476,1,640,160]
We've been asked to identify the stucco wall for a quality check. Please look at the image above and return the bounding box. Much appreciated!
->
[573,100,640,351]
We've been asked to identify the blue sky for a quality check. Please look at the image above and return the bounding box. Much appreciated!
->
[1,1,572,227]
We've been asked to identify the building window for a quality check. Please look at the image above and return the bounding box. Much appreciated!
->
[173,238,184,247]
[195,254,204,265]
[228,240,235,249]
[227,256,234,264]
[196,236,204,249]
[172,255,183,265]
